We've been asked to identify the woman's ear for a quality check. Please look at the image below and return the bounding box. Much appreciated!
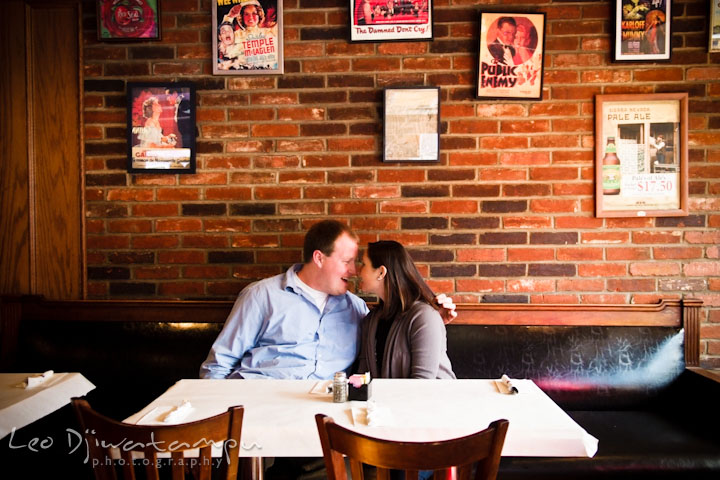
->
[376,265,387,281]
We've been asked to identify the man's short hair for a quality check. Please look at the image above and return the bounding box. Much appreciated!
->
[497,17,517,29]
[303,220,356,263]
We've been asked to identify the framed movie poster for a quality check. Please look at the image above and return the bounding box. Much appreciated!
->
[127,82,196,174]
[97,0,161,41]
[383,87,440,162]
[711,0,720,52]
[350,0,433,42]
[595,93,688,218]
[212,0,283,75]
[613,0,671,61]
[476,12,545,100]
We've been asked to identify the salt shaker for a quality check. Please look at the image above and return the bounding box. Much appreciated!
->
[333,371,348,403]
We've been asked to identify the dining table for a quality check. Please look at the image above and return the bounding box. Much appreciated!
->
[125,378,598,459]
[0,372,96,440]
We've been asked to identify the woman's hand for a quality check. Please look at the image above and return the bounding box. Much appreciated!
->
[434,293,457,324]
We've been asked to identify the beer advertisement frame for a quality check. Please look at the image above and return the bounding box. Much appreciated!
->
[476,11,546,100]
[613,0,671,62]
[595,93,688,218]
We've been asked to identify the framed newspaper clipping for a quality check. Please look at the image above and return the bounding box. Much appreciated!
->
[213,0,283,75]
[383,87,440,163]
[595,93,688,218]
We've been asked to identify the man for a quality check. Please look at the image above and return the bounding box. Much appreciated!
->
[200,220,455,380]
[489,17,517,65]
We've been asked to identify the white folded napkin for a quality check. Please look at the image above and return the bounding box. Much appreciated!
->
[159,400,193,423]
[309,380,332,395]
[365,400,392,427]
[20,370,54,389]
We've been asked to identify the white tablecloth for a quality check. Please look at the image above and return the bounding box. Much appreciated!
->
[0,372,96,439]
[125,379,597,458]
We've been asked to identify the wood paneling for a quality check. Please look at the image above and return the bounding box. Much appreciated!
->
[0,2,31,294]
[28,3,83,299]
[0,1,83,299]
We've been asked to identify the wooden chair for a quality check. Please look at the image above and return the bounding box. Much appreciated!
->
[315,414,508,480]
[72,398,243,480]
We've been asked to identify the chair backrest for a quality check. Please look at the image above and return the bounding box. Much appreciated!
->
[315,414,508,480]
[72,398,243,480]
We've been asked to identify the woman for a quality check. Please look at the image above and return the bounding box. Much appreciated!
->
[356,241,455,379]
[137,96,175,148]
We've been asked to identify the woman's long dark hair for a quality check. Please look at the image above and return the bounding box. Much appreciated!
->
[366,240,437,321]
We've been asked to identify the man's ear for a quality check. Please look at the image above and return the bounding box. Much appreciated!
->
[312,249,324,268]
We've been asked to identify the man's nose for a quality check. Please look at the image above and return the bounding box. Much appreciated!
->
[348,262,357,275]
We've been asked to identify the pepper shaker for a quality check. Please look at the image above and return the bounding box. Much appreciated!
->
[333,371,348,403]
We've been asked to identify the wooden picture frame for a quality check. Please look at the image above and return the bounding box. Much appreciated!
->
[349,0,433,42]
[127,82,196,174]
[96,0,161,41]
[613,0,671,62]
[212,0,283,75]
[383,87,440,163]
[595,93,688,218]
[711,0,720,52]
[476,11,545,100]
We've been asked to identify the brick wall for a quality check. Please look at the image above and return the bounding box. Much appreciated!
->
[81,0,720,367]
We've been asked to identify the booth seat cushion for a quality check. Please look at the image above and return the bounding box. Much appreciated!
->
[447,324,686,410]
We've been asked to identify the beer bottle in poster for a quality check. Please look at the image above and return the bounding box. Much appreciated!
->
[602,136,621,195]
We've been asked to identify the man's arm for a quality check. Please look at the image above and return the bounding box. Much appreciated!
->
[199,288,264,379]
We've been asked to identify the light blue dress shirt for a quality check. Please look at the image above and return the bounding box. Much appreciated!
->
[199,264,369,380]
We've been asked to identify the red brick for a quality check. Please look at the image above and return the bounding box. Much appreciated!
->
[632,231,683,244]
[456,279,505,293]
[157,251,205,264]
[278,202,326,215]
[107,219,152,233]
[481,137,528,149]
[480,169,526,181]
[450,120,497,134]
[500,120,550,134]
[684,262,720,276]
[456,249,505,262]
[130,204,178,217]
[351,217,400,231]
[379,201,427,214]
[530,167,578,181]
[557,247,604,261]
[379,233,427,246]
[581,294,628,303]
[134,266,180,280]
[557,279,604,291]
[158,282,204,296]
[87,235,130,249]
[255,187,301,200]
[156,188,201,201]
[156,219,202,232]
[685,231,720,244]
[578,264,627,277]
[556,217,604,229]
[653,247,704,259]
[629,262,681,276]
[500,152,550,165]
[508,248,555,262]
[182,235,228,248]
[503,217,552,229]
[581,232,629,243]
[430,200,478,214]
[179,173,227,185]
[251,124,299,137]
[354,186,400,198]
[204,219,251,233]
[183,266,229,279]
[507,279,555,293]
[132,235,179,249]
[531,295,579,304]
[231,235,279,248]
[530,199,578,213]
[447,152,497,166]
[205,187,252,201]
[329,201,376,215]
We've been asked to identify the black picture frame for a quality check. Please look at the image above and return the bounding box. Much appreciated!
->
[97,0,161,41]
[349,0,433,43]
[476,11,546,100]
[126,82,196,174]
[383,87,440,163]
[612,0,671,62]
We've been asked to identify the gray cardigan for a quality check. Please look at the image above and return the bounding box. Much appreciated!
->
[356,301,456,379]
